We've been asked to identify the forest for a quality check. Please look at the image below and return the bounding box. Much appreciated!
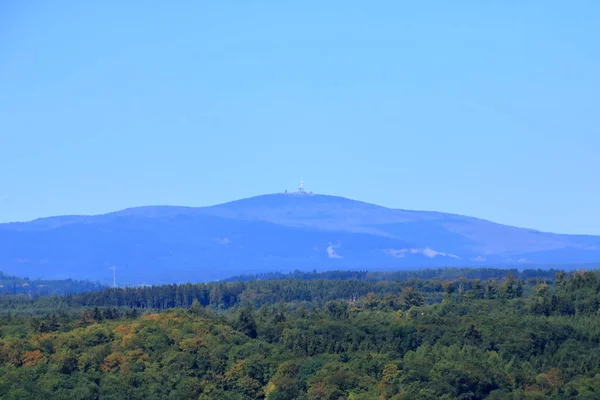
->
[0,271,105,297]
[1,268,599,399]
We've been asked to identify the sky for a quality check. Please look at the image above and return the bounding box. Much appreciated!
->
[1,0,599,234]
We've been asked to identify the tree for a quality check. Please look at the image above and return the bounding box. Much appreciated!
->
[400,287,424,309]
[189,299,203,315]
[325,301,349,319]
[235,306,258,338]
[463,324,482,345]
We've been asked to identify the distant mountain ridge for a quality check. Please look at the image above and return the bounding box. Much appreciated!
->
[1,193,599,284]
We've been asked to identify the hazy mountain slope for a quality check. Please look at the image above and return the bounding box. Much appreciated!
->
[0,193,599,284]
[0,212,418,284]
[201,194,599,256]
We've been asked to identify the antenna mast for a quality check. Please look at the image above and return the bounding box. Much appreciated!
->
[298,178,305,193]
[109,266,117,288]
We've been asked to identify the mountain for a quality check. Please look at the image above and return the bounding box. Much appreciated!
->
[1,193,599,284]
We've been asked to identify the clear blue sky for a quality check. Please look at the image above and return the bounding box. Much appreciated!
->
[1,1,599,234]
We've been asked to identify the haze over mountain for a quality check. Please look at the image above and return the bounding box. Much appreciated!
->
[1,191,599,285]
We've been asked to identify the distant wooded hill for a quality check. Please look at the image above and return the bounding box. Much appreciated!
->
[0,271,104,297]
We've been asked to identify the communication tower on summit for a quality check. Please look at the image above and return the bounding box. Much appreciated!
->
[283,178,313,195]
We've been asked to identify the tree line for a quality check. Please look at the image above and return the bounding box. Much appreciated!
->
[0,269,599,398]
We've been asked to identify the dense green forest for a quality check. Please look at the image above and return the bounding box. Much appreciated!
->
[1,269,600,399]
[0,268,572,315]
[0,271,105,297]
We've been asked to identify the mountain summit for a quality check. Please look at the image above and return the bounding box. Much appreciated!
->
[1,193,599,284]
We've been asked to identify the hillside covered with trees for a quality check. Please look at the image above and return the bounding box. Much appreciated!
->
[0,271,104,297]
[1,269,600,399]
